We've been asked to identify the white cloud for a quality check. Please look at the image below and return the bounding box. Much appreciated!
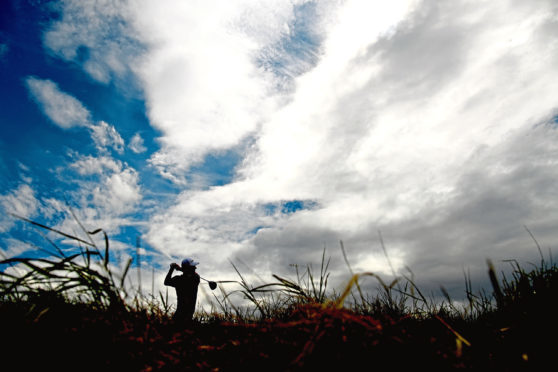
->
[91,167,141,215]
[0,238,34,259]
[128,132,147,153]
[89,120,125,154]
[43,0,137,84]
[46,0,558,298]
[17,162,33,184]
[0,157,142,252]
[45,0,342,180]
[142,0,558,295]
[0,184,38,233]
[25,77,91,129]
[70,154,123,175]
[25,76,126,154]
[126,0,421,184]
[64,155,142,230]
[132,1,280,176]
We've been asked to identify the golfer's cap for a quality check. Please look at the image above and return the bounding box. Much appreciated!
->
[181,258,199,267]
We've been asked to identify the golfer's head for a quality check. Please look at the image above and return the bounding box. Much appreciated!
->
[181,257,198,271]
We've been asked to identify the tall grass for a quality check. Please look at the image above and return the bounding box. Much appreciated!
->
[2,213,557,327]
[2,216,125,306]
[3,214,558,370]
[2,214,558,370]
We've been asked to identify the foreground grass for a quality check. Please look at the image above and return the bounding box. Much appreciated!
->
[1,217,557,370]
[2,287,556,371]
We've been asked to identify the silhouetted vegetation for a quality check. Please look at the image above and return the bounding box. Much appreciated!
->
[1,215,557,370]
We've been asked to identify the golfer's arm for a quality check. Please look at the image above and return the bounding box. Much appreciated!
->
[164,267,174,286]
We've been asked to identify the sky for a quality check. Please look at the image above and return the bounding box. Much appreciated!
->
[1,0,558,305]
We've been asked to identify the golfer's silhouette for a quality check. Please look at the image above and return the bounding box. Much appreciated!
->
[164,258,200,323]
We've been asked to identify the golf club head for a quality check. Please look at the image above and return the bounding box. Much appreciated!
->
[209,281,217,290]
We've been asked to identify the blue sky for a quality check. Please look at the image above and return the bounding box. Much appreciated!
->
[2,0,558,302]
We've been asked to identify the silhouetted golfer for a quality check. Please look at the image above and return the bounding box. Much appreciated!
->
[164,258,200,323]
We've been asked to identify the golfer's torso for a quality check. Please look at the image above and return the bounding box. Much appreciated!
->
[174,274,200,310]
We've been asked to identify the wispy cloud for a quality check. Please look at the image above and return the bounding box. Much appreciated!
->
[90,166,141,216]
[22,75,141,236]
[51,153,143,237]
[25,76,127,156]
[25,77,91,129]
[89,121,125,154]
[128,133,147,154]
[70,155,123,176]
[43,0,138,84]
[0,184,38,233]
[67,153,142,215]
[1,238,34,259]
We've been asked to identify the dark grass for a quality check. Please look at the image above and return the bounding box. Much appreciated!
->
[1,216,558,370]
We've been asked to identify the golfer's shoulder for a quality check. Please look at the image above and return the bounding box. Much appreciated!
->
[167,275,180,286]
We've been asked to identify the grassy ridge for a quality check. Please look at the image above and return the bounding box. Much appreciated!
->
[1,216,557,370]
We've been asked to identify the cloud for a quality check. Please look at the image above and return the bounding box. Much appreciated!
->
[89,121,125,154]
[70,154,123,175]
[92,167,141,215]
[128,133,147,154]
[141,0,558,295]
[0,184,38,233]
[17,162,33,184]
[64,154,142,231]
[43,0,138,84]
[24,76,126,154]
[44,0,342,180]
[45,0,558,298]
[0,238,34,259]
[0,160,142,268]
[132,2,280,177]
[21,154,144,256]
[25,77,90,129]
[132,0,420,184]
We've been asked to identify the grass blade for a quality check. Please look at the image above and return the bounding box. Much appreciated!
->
[9,213,95,247]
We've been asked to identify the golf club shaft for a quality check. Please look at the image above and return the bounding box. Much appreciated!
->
[200,277,236,284]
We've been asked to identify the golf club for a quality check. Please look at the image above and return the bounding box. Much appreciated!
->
[200,277,239,290]
[200,276,217,290]
[171,263,236,291]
